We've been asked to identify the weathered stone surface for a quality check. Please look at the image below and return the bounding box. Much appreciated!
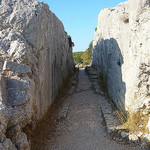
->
[0,75,7,104]
[6,124,21,143]
[98,95,121,134]
[3,61,32,76]
[129,134,139,143]
[141,134,150,150]
[0,0,74,112]
[121,132,128,138]
[6,77,30,106]
[0,0,74,149]
[15,132,30,150]
[0,138,17,150]
[92,0,150,113]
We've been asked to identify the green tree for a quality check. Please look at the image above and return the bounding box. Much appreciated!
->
[73,52,84,64]
[81,52,89,65]
[81,41,93,65]
[73,40,93,66]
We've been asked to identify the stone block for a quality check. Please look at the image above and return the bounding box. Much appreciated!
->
[6,124,21,143]
[15,132,30,150]
[6,78,30,106]
[121,132,128,138]
[1,138,17,150]
[3,61,31,76]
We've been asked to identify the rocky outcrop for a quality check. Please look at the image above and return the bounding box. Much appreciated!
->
[0,0,74,149]
[92,0,150,114]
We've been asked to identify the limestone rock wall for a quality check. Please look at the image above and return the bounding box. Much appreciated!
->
[92,0,150,114]
[0,0,74,149]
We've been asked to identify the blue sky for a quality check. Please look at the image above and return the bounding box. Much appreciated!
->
[41,0,127,52]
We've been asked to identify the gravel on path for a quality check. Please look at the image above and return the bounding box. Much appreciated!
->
[31,69,141,150]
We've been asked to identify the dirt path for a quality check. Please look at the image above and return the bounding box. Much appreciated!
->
[31,69,141,150]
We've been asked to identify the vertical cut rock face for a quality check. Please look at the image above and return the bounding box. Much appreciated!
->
[92,0,150,114]
[0,0,74,149]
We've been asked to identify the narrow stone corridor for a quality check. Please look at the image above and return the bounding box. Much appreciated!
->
[31,69,141,150]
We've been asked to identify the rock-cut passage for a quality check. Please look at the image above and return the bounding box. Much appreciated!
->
[31,69,140,150]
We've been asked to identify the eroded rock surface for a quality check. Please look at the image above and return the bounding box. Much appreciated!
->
[0,0,74,149]
[92,0,150,114]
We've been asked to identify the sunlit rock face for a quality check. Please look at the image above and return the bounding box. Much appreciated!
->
[0,0,74,149]
[92,0,150,114]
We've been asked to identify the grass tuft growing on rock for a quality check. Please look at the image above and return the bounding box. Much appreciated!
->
[116,108,127,124]
[116,109,149,134]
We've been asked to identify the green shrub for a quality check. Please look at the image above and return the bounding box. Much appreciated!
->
[95,27,97,32]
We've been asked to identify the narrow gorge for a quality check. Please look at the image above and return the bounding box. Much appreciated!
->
[0,0,150,149]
